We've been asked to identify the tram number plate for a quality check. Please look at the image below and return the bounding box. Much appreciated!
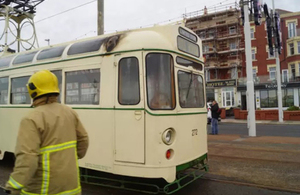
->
[192,129,198,136]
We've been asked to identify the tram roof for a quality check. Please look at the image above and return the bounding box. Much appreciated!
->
[0,23,201,69]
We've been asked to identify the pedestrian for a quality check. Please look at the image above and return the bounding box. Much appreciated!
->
[4,70,89,195]
[210,100,220,135]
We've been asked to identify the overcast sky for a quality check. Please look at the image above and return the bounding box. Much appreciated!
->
[1,0,299,50]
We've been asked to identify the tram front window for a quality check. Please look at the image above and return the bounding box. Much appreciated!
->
[146,53,175,110]
[178,71,204,108]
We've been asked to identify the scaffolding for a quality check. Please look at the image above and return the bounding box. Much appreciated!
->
[185,2,245,81]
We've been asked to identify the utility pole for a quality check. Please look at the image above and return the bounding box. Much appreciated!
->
[272,0,283,122]
[243,0,256,137]
[97,0,104,35]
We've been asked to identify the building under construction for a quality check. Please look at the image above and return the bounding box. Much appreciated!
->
[185,2,245,108]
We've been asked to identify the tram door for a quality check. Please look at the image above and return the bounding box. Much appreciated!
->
[114,52,145,164]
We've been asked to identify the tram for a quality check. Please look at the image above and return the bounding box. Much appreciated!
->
[0,23,208,194]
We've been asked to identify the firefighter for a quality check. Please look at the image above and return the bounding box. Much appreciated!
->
[4,70,89,195]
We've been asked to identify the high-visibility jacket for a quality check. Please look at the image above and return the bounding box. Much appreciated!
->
[5,96,89,195]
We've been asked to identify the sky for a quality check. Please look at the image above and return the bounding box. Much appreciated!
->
[1,0,299,50]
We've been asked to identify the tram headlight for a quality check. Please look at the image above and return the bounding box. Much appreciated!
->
[162,129,175,145]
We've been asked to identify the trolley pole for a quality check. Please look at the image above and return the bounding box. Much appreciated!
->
[97,0,104,35]
[272,0,283,122]
[243,0,256,136]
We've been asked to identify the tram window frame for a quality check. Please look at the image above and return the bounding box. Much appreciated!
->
[178,70,205,108]
[0,77,9,104]
[65,69,100,105]
[37,46,66,61]
[178,27,197,42]
[10,76,31,104]
[50,70,62,103]
[67,38,105,56]
[118,57,140,105]
[13,51,38,65]
[0,56,14,68]
[177,36,200,58]
[146,53,176,110]
[176,56,203,71]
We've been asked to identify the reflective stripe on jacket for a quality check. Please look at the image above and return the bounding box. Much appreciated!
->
[6,96,89,195]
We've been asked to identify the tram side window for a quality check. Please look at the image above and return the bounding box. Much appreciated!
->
[67,38,105,56]
[11,76,31,104]
[118,57,140,105]
[65,69,100,105]
[146,53,175,110]
[0,56,14,68]
[178,71,204,108]
[13,51,38,65]
[51,70,62,103]
[0,77,9,104]
[37,46,66,60]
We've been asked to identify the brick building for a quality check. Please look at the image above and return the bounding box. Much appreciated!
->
[185,3,245,109]
[185,4,300,110]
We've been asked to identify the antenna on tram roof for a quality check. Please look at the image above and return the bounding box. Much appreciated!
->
[0,0,45,55]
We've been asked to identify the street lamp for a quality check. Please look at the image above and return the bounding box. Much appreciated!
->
[45,39,50,46]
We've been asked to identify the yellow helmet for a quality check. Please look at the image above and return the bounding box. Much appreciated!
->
[27,70,60,99]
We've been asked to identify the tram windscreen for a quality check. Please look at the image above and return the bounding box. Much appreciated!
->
[146,53,175,110]
[178,71,204,108]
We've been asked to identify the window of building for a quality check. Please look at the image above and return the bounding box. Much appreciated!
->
[252,49,256,60]
[65,69,100,105]
[288,22,296,38]
[206,88,214,102]
[178,71,204,108]
[229,42,237,50]
[298,41,300,54]
[291,64,296,80]
[289,43,294,55]
[260,90,277,108]
[203,45,209,53]
[282,89,294,107]
[146,53,175,110]
[118,57,140,105]
[269,67,276,80]
[51,70,62,103]
[0,77,8,104]
[11,76,31,104]
[206,70,210,81]
[299,63,300,76]
[250,28,255,39]
[208,30,215,38]
[231,66,237,79]
[37,46,66,61]
[199,31,206,39]
[268,47,275,58]
[282,69,289,83]
[229,26,236,34]
[222,88,234,107]
[253,68,257,78]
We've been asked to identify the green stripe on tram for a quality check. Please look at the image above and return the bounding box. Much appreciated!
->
[0,106,206,116]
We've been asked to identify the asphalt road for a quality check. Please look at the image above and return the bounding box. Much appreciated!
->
[1,179,299,195]
[212,123,300,137]
[1,152,300,195]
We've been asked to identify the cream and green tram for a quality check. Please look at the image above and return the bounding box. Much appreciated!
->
[0,24,208,193]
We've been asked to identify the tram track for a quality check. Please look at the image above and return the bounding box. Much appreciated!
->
[208,154,300,164]
[202,176,300,194]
